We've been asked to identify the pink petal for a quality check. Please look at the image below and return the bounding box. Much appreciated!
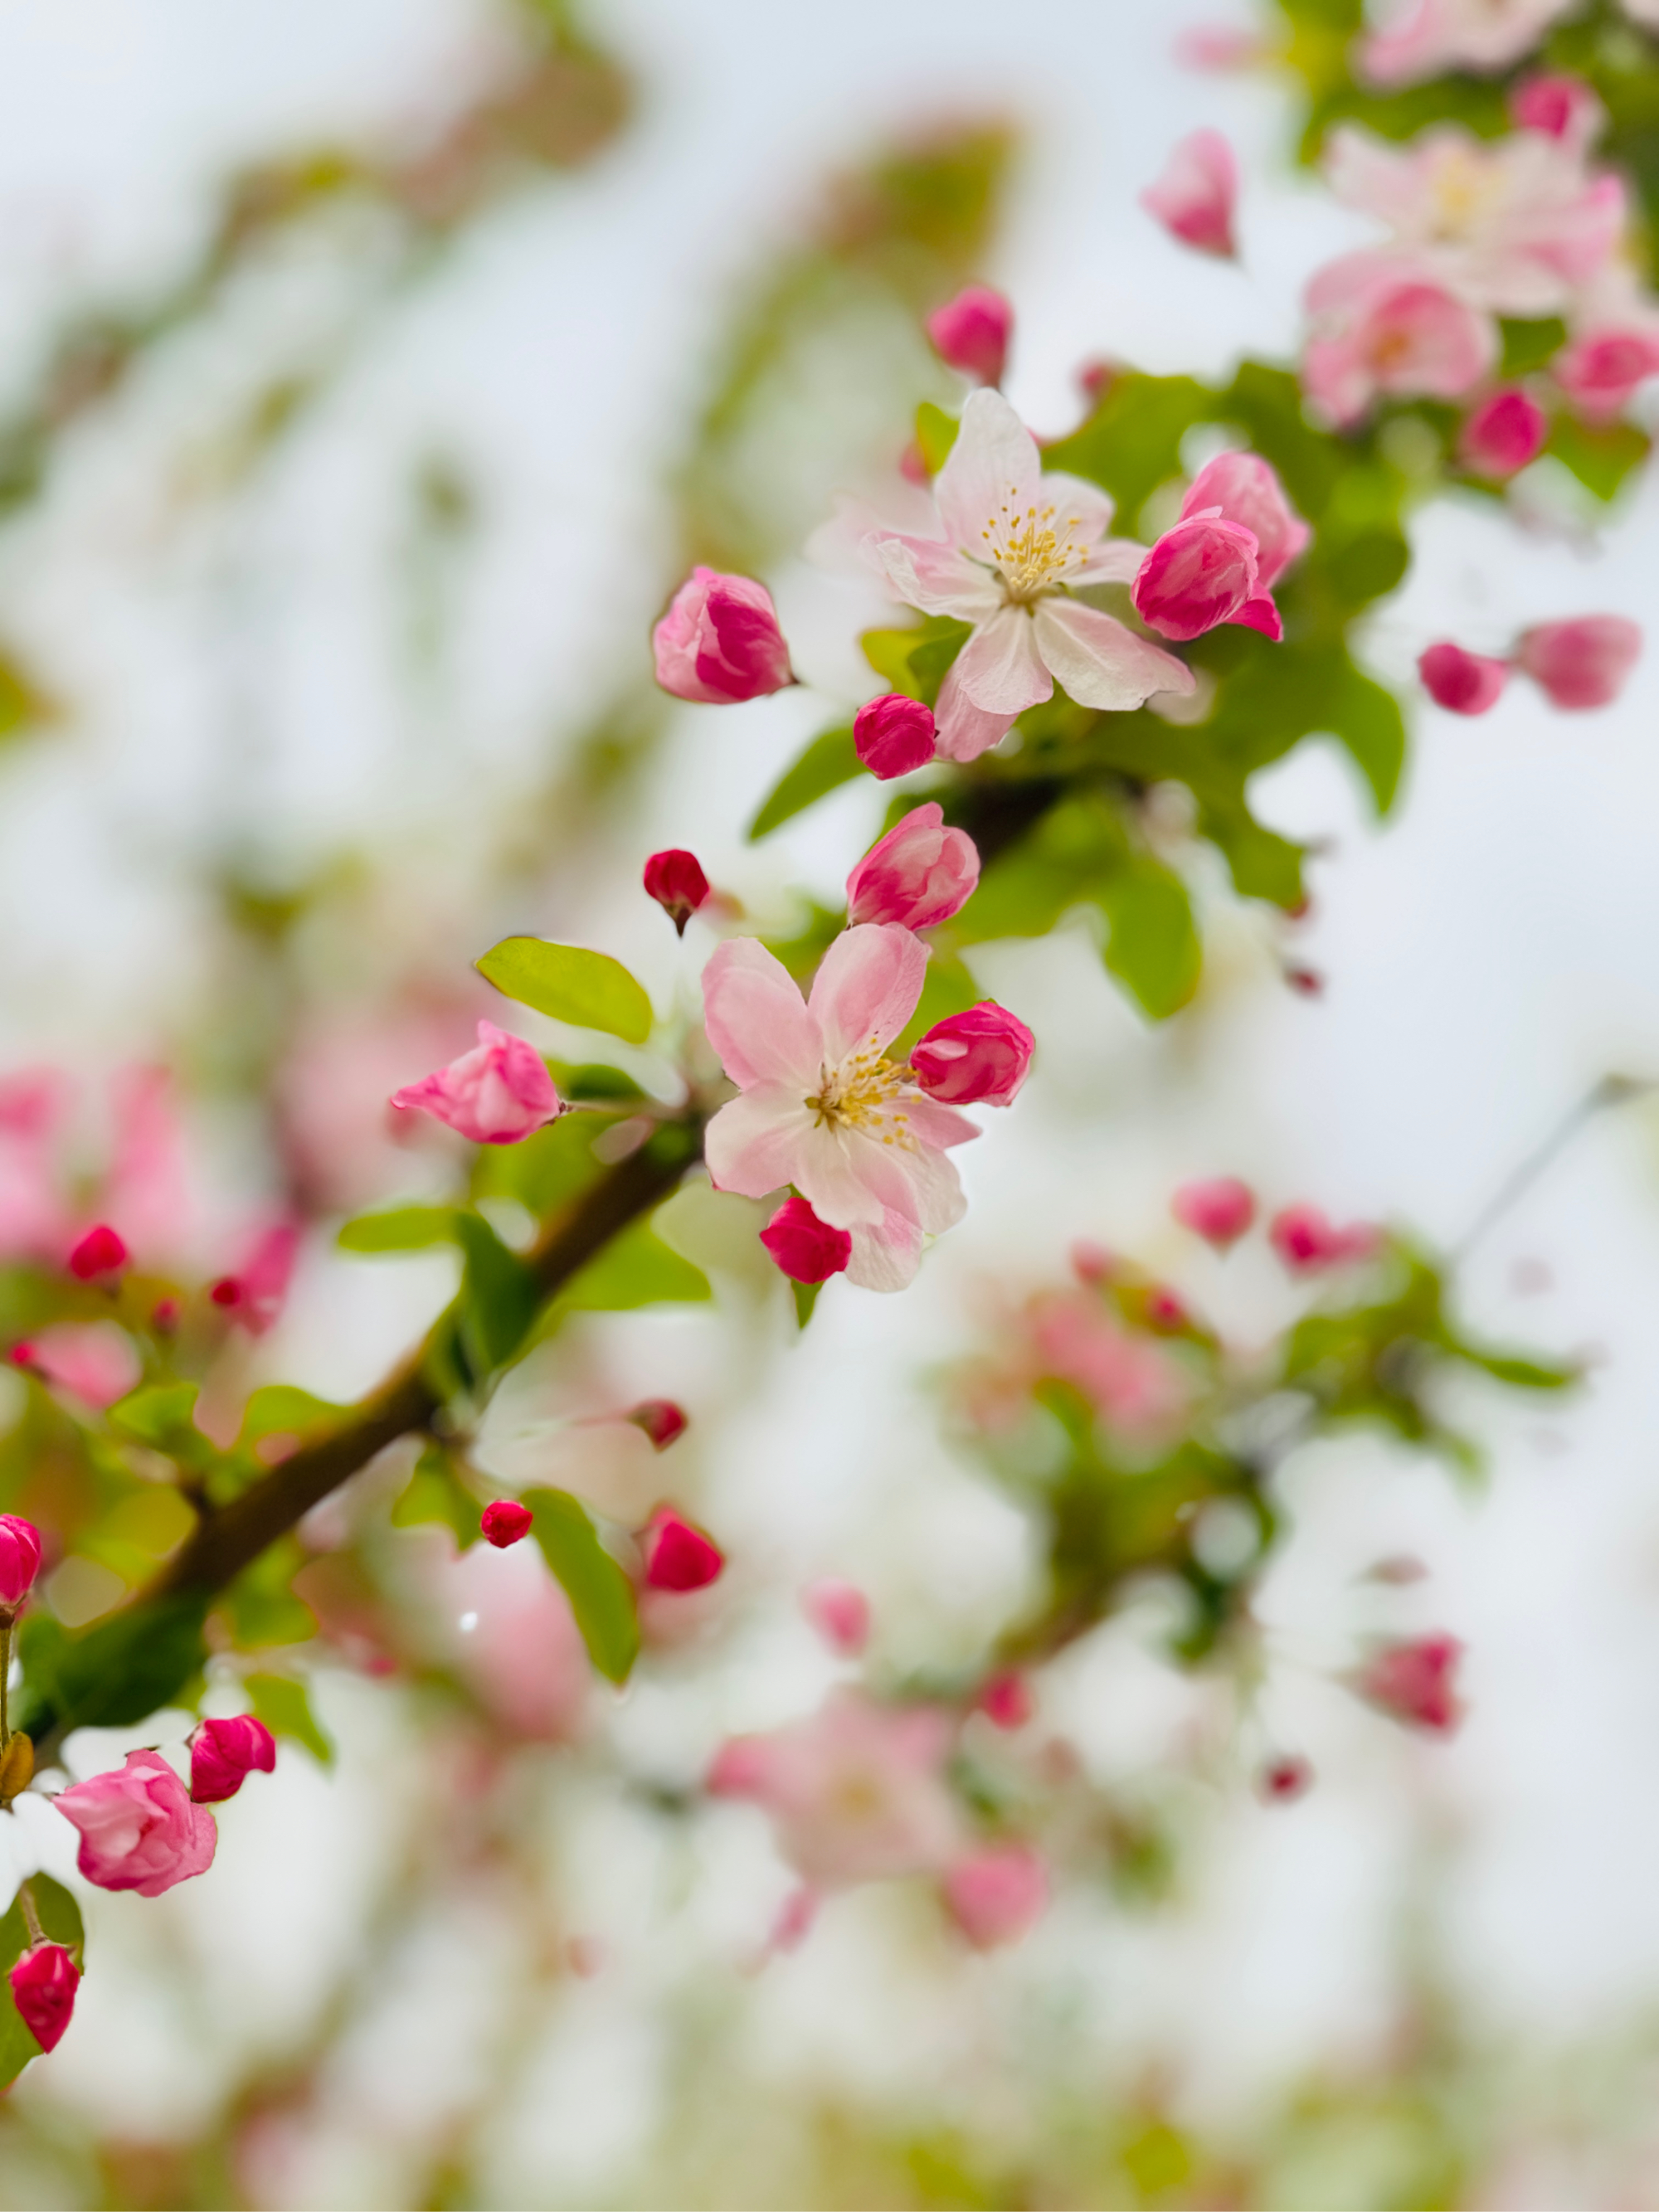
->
[1031,599,1195,709]
[865,531,1002,621]
[704,1085,818,1200]
[700,938,822,1091]
[932,388,1044,553]
[951,606,1053,716]
[1233,594,1283,639]
[807,924,928,1064]
[933,664,1018,762]
[845,1208,924,1292]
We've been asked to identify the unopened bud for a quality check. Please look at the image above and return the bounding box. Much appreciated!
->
[1257,1753,1312,1802]
[480,1499,533,1548]
[627,1398,688,1451]
[1355,1633,1464,1734]
[641,1508,724,1592]
[854,693,937,780]
[1418,639,1509,715]
[801,1578,869,1655]
[1171,1175,1256,1248]
[0,1732,34,1807]
[643,848,710,935]
[760,1195,851,1285]
[7,1941,79,2053]
[188,1714,276,1804]
[925,284,1012,386]
[0,1514,41,1608]
[977,1671,1032,1730]
[67,1223,128,1281]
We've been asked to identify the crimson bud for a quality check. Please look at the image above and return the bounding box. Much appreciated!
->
[626,1399,688,1451]
[854,693,937,780]
[188,1714,277,1804]
[1418,640,1509,715]
[67,1223,128,1281]
[8,1942,79,2053]
[760,1194,851,1285]
[642,1508,724,1592]
[643,849,710,935]
[480,1500,533,1548]
[0,1514,42,1608]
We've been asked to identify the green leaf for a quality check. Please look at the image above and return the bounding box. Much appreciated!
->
[1096,857,1202,1019]
[12,1591,210,1739]
[0,1876,85,2090]
[1042,370,1214,528]
[238,1385,347,1451]
[1499,316,1568,377]
[914,400,959,473]
[217,1537,316,1650]
[246,1671,335,1767]
[554,1062,646,1103]
[791,1279,823,1330]
[859,615,972,706]
[108,1382,215,1471]
[956,795,1126,945]
[476,937,653,1044]
[748,723,861,840]
[471,1111,605,1218]
[1545,413,1652,503]
[453,1213,541,1376]
[521,1486,640,1685]
[338,1204,460,1254]
[554,1216,712,1316]
[1323,662,1407,813]
[392,1441,482,1550]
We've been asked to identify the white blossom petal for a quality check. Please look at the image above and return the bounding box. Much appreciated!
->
[1033,598,1196,710]
[808,924,928,1065]
[953,606,1053,715]
[701,938,822,1091]
[933,389,1044,552]
[933,662,1018,763]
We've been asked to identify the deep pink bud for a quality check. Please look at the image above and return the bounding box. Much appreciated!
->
[0,1514,41,1607]
[480,1499,533,1548]
[391,1020,564,1145]
[187,1714,277,1804]
[844,803,980,930]
[801,1578,869,1655]
[1269,1203,1375,1274]
[1180,454,1309,590]
[626,1398,688,1451]
[924,284,1012,386]
[56,1749,216,1895]
[911,1002,1034,1107]
[67,1223,128,1281]
[642,1508,724,1592]
[760,1194,851,1285]
[210,1276,241,1310]
[1132,513,1280,643]
[643,848,710,935]
[854,693,937,780]
[1171,1176,1255,1248]
[1510,72,1603,148]
[1459,387,1547,479]
[1284,963,1324,998]
[977,1670,1032,1730]
[1357,1633,1464,1734]
[1515,616,1642,709]
[8,1942,79,2053]
[1140,129,1238,257]
[1418,641,1510,716]
[942,1843,1048,1948]
[652,566,793,704]
[1258,1754,1313,1803]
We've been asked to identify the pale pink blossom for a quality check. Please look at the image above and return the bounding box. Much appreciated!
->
[1515,615,1642,707]
[1181,454,1310,589]
[1132,512,1282,642]
[942,1843,1048,1948]
[702,926,978,1293]
[1360,0,1577,87]
[1554,291,1659,421]
[1302,270,1496,425]
[0,1514,41,1607]
[1175,24,1270,70]
[1269,1204,1379,1273]
[845,804,979,930]
[1140,130,1238,258]
[801,1578,870,1655]
[392,1019,564,1145]
[968,1286,1190,1441]
[55,1750,217,1897]
[187,1715,276,1805]
[434,1535,589,1741]
[18,1322,140,1409]
[652,566,793,704]
[101,1067,192,1266]
[1172,1176,1256,1247]
[926,285,1013,386]
[1511,73,1605,153]
[211,1219,299,1336]
[854,390,1194,761]
[1321,124,1625,318]
[1418,641,1510,714]
[708,1691,960,1887]
[1459,386,1548,475]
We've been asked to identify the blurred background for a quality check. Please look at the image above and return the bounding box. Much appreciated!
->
[2,0,1659,2204]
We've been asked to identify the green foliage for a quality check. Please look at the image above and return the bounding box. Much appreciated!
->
[453,1213,541,1376]
[472,1110,606,1219]
[245,1671,335,1767]
[338,1204,460,1253]
[791,1279,824,1329]
[1500,317,1569,377]
[552,1215,712,1317]
[108,1383,215,1472]
[1545,413,1653,501]
[0,1875,84,2090]
[1097,855,1203,1019]
[914,400,958,473]
[13,1591,210,1739]
[217,1537,317,1650]
[521,1486,640,1684]
[237,1387,346,1451]
[392,1441,481,1551]
[748,723,861,840]
[476,937,653,1043]
[860,615,972,705]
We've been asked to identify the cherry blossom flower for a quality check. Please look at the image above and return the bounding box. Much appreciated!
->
[1418,642,1510,715]
[187,1716,277,1805]
[55,1750,217,1896]
[1172,1176,1256,1247]
[641,1508,724,1592]
[1510,73,1605,153]
[8,1943,78,2053]
[1515,616,1642,708]
[911,1004,1034,1106]
[761,1195,852,1284]
[16,1322,140,1409]
[854,693,937,780]
[708,1690,960,1887]
[643,849,710,934]
[1360,0,1576,87]
[942,1843,1048,1948]
[1140,130,1238,258]
[801,1578,870,1655]
[392,1019,565,1145]
[0,1515,41,1608]
[1302,270,1496,426]
[1132,511,1282,642]
[1554,281,1659,421]
[1459,386,1547,476]
[1356,1632,1464,1733]
[1269,1204,1379,1273]
[480,1500,533,1548]
[1181,454,1310,589]
[845,805,979,931]
[652,567,794,703]
[854,390,1194,761]
[925,285,1013,386]
[702,926,979,1293]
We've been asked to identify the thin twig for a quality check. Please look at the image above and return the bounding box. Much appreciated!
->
[1453,1073,1652,1265]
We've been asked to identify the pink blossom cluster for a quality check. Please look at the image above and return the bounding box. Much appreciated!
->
[1418,616,1642,717]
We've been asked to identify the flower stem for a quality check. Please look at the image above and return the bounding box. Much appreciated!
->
[17,1881,42,1949]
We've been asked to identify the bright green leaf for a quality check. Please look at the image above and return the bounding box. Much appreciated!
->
[108,1382,215,1471]
[791,1279,823,1330]
[392,1441,482,1551]
[521,1486,640,1685]
[12,1592,210,1739]
[246,1671,335,1767]
[1096,857,1202,1020]
[338,1205,460,1254]
[476,937,653,1044]
[1545,413,1651,502]
[453,1213,541,1375]
[748,723,861,840]
[554,1216,712,1316]
[914,400,959,473]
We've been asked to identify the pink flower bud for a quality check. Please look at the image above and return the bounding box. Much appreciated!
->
[942,1843,1048,1948]
[1269,1203,1376,1274]
[760,1194,851,1285]
[1510,72,1603,148]
[1554,326,1659,424]
[1180,453,1310,590]
[627,1398,688,1451]
[1132,513,1281,643]
[1145,1286,1189,1333]
[802,1577,869,1655]
[1171,1175,1256,1247]
[1458,386,1547,479]
[1258,1753,1313,1802]
[1515,615,1642,709]
[854,693,937,780]
[642,1508,724,1592]
[67,1223,127,1281]
[643,848,709,935]
[7,1942,79,2053]
[1140,129,1238,258]
[480,1500,533,1548]
[844,802,980,930]
[187,1714,277,1804]
[652,566,794,704]
[977,1670,1032,1730]
[911,1003,1034,1107]
[1356,1632,1464,1734]
[1418,641,1510,715]
[924,284,1013,386]
[0,1514,41,1607]
[55,1749,217,1896]
[391,1020,564,1145]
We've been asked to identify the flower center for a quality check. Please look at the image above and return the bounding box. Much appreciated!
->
[1428,151,1498,236]
[806,1035,915,1144]
[980,489,1087,605]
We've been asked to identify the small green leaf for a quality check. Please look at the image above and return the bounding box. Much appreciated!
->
[476,937,653,1044]
[1545,413,1651,502]
[217,1537,318,1650]
[338,1204,460,1254]
[521,1486,640,1685]
[1499,315,1568,377]
[1096,857,1202,1020]
[246,1672,335,1767]
[554,1216,711,1316]
[392,1441,482,1550]
[748,724,861,840]
[914,400,959,473]
[471,1111,605,1218]
[453,1212,541,1376]
[0,1876,84,2089]
[859,615,972,706]
[12,1591,210,1739]
[791,1279,823,1330]
[238,1385,346,1450]
[108,1382,215,1471]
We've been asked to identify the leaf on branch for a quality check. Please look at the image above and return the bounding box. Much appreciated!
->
[1545,414,1651,503]
[748,723,860,840]
[521,1485,640,1685]
[337,1205,461,1254]
[108,1382,216,1471]
[392,1441,482,1551]
[1096,855,1201,1020]
[216,1537,318,1650]
[476,937,654,1044]
[246,1670,335,1767]
[860,615,971,706]
[453,1213,541,1377]
[551,1215,712,1318]
[12,1591,210,1739]
[913,400,958,473]
[471,1111,606,1218]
